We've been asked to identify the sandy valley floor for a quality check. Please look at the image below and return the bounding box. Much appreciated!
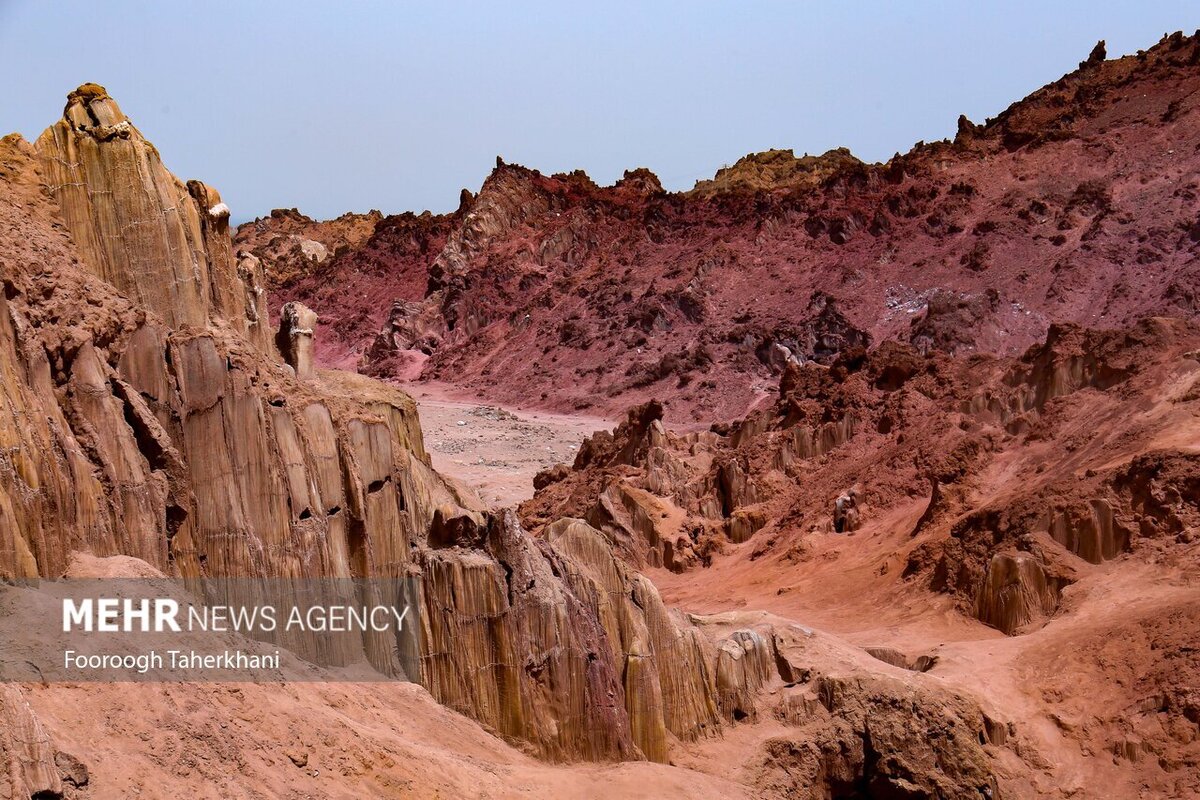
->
[407,382,612,508]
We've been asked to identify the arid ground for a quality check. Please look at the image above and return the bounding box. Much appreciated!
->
[2,31,1199,800]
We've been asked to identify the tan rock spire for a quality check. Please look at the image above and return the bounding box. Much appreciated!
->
[34,84,269,348]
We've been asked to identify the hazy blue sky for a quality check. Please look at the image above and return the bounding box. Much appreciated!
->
[2,2,1197,222]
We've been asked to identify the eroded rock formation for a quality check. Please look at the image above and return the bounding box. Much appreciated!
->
[244,33,1200,422]
[35,84,267,349]
[2,92,748,764]
[0,686,63,800]
[5,34,1200,797]
[0,87,1013,789]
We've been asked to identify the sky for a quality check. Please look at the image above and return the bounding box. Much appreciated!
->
[1,1,1197,223]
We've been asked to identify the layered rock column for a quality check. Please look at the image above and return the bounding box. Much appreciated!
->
[34,84,269,348]
[277,302,319,379]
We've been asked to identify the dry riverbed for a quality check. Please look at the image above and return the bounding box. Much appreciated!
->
[406,383,613,508]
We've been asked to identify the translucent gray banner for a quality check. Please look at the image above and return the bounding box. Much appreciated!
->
[0,577,422,682]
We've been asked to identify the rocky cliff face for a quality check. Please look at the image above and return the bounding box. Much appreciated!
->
[34,85,267,347]
[244,32,1200,422]
[7,38,1200,795]
[4,90,671,763]
[2,111,433,645]
[0,87,1020,796]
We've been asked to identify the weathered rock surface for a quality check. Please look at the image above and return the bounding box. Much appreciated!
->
[35,84,268,349]
[525,314,1200,654]
[3,94,762,763]
[0,686,62,800]
[276,301,318,379]
[248,33,1200,422]
[2,87,1012,782]
[4,38,1200,798]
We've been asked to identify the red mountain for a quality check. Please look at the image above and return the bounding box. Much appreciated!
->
[239,33,1200,421]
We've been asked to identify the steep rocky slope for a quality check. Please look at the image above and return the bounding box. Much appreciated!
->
[0,86,1055,798]
[244,32,1200,422]
[2,86,759,767]
[518,315,1200,797]
[5,32,1200,800]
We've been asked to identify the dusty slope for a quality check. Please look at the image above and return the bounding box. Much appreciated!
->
[5,32,1200,800]
[244,33,1200,422]
[516,316,1200,798]
[23,663,748,800]
[3,86,1041,800]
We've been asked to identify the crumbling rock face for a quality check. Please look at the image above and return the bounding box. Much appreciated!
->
[906,437,1197,635]
[909,499,1084,636]
[276,301,318,379]
[572,400,667,470]
[1110,451,1200,541]
[527,400,774,572]
[974,551,1067,635]
[1,91,444,592]
[713,629,775,722]
[418,511,643,762]
[736,621,1001,799]
[547,518,723,752]
[4,94,760,763]
[524,345,954,571]
[908,288,1003,355]
[418,514,808,761]
[909,447,1195,635]
[244,33,1200,421]
[35,85,267,349]
[0,686,63,800]
[1044,499,1128,563]
[1003,322,1141,413]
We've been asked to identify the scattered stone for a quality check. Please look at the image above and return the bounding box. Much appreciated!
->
[55,750,89,787]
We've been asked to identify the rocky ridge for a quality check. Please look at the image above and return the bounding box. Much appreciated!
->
[516,314,1200,795]
[244,32,1200,422]
[0,85,1045,797]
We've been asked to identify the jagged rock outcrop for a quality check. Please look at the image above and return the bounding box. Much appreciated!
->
[35,84,268,350]
[276,301,318,379]
[245,33,1200,422]
[1,87,869,768]
[419,513,729,761]
[522,303,1199,660]
[1,119,439,679]
[233,207,384,288]
[0,686,63,800]
[974,552,1066,634]
[673,617,1004,799]
[689,148,863,198]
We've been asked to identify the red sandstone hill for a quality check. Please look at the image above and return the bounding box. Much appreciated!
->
[239,32,1200,421]
[3,36,1200,800]
[514,315,1200,796]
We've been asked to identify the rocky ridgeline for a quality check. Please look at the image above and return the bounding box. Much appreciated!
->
[523,318,1200,638]
[243,33,1200,422]
[514,309,1200,793]
[0,86,1023,797]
